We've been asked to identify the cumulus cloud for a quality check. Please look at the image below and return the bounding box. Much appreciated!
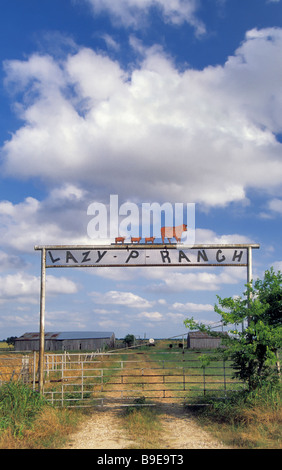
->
[149,267,246,292]
[194,229,253,245]
[0,272,78,303]
[91,290,155,309]
[1,28,282,209]
[0,184,91,252]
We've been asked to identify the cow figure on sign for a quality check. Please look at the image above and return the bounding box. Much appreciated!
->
[115,237,125,244]
[131,237,142,244]
[161,224,187,244]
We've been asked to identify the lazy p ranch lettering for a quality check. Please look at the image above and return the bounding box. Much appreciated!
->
[45,246,248,268]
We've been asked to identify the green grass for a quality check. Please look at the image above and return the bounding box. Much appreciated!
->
[0,382,83,448]
[0,382,47,436]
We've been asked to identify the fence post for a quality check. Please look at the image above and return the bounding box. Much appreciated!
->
[223,358,227,400]
[61,354,64,407]
[81,361,84,401]
[33,351,36,390]
[21,356,30,384]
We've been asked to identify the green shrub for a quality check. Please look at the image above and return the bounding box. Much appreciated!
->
[0,382,47,436]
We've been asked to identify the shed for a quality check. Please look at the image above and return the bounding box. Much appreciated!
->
[14,331,115,352]
[187,331,224,349]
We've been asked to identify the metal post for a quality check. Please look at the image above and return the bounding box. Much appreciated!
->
[247,246,252,327]
[38,248,46,395]
[33,351,36,391]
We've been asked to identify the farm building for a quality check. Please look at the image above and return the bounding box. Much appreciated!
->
[14,331,115,352]
[187,331,225,349]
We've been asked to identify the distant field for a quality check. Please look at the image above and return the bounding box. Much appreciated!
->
[0,342,14,350]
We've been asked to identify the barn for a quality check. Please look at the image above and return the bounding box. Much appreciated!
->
[14,331,115,352]
[187,331,224,349]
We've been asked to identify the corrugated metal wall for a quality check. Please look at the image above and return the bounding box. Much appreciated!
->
[15,335,115,351]
[188,337,222,349]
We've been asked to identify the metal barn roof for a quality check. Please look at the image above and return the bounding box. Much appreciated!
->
[17,331,114,341]
[188,331,227,339]
[188,331,218,339]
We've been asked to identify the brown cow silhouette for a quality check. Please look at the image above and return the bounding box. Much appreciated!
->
[131,237,141,243]
[161,224,187,244]
[115,236,125,244]
[145,237,155,244]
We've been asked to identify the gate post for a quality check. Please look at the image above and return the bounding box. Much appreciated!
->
[38,248,46,395]
[247,246,253,327]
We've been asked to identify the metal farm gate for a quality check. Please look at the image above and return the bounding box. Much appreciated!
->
[41,351,245,408]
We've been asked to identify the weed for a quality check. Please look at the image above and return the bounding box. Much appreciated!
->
[191,383,282,448]
[122,401,163,449]
[0,382,47,436]
[0,382,84,448]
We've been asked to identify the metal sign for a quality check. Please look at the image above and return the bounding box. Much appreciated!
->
[44,245,250,268]
[34,243,260,394]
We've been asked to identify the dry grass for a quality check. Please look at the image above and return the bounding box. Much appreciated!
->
[121,406,164,449]
[0,406,83,449]
[194,389,282,449]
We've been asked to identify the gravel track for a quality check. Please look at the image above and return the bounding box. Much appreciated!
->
[62,404,230,449]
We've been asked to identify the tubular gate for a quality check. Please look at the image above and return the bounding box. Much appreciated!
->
[41,351,245,407]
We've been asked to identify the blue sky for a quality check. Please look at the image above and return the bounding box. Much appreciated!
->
[0,0,282,340]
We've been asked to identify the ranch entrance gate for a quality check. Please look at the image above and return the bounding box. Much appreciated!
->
[34,242,259,402]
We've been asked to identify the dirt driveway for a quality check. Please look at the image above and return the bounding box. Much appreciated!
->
[62,404,230,449]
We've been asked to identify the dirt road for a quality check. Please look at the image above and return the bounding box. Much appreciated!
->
[62,405,230,449]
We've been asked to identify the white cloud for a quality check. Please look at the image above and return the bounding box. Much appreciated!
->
[195,229,253,244]
[268,198,282,215]
[83,0,205,35]
[2,28,282,209]
[259,198,282,218]
[100,34,121,51]
[0,185,91,252]
[0,272,78,303]
[91,290,154,309]
[166,312,186,322]
[150,267,246,293]
[137,311,163,321]
[172,301,214,312]
[46,275,78,295]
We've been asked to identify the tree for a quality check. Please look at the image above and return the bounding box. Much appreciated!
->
[6,336,17,346]
[123,334,135,347]
[184,268,282,391]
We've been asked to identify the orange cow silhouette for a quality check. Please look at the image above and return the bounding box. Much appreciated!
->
[145,237,155,244]
[115,236,125,244]
[161,224,187,244]
[131,237,141,243]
